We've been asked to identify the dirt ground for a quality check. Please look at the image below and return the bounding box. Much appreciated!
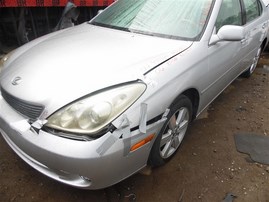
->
[0,54,269,202]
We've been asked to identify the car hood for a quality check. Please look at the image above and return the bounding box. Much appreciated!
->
[0,23,192,116]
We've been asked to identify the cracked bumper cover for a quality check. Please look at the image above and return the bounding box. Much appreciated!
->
[0,96,164,189]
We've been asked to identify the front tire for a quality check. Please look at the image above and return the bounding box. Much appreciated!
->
[148,95,192,167]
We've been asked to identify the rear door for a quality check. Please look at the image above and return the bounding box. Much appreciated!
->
[240,0,268,70]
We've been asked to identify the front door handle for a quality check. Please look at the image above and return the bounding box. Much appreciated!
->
[241,38,247,44]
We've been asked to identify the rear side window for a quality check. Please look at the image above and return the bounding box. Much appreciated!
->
[215,0,242,31]
[243,0,262,22]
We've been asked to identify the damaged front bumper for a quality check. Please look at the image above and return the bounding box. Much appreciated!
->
[0,96,165,189]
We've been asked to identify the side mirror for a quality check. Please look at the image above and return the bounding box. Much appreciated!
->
[209,25,244,45]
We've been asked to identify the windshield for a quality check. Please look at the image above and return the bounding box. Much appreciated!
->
[90,0,214,40]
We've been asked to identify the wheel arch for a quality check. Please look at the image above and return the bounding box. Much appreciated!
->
[172,88,200,121]
[261,37,268,52]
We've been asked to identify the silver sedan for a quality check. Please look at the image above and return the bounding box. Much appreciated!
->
[0,0,268,189]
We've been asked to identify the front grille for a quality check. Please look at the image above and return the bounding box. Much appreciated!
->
[1,87,44,120]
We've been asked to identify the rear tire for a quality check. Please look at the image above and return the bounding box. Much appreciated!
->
[148,95,192,167]
[241,46,262,78]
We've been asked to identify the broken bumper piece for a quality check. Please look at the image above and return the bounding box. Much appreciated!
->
[0,96,164,189]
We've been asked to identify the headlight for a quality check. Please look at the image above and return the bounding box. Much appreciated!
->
[46,82,146,135]
[0,51,14,74]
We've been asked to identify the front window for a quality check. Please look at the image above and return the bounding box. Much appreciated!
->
[215,0,243,31]
[243,0,261,23]
[90,0,214,40]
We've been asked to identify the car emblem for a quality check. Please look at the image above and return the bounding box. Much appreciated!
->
[12,77,22,85]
